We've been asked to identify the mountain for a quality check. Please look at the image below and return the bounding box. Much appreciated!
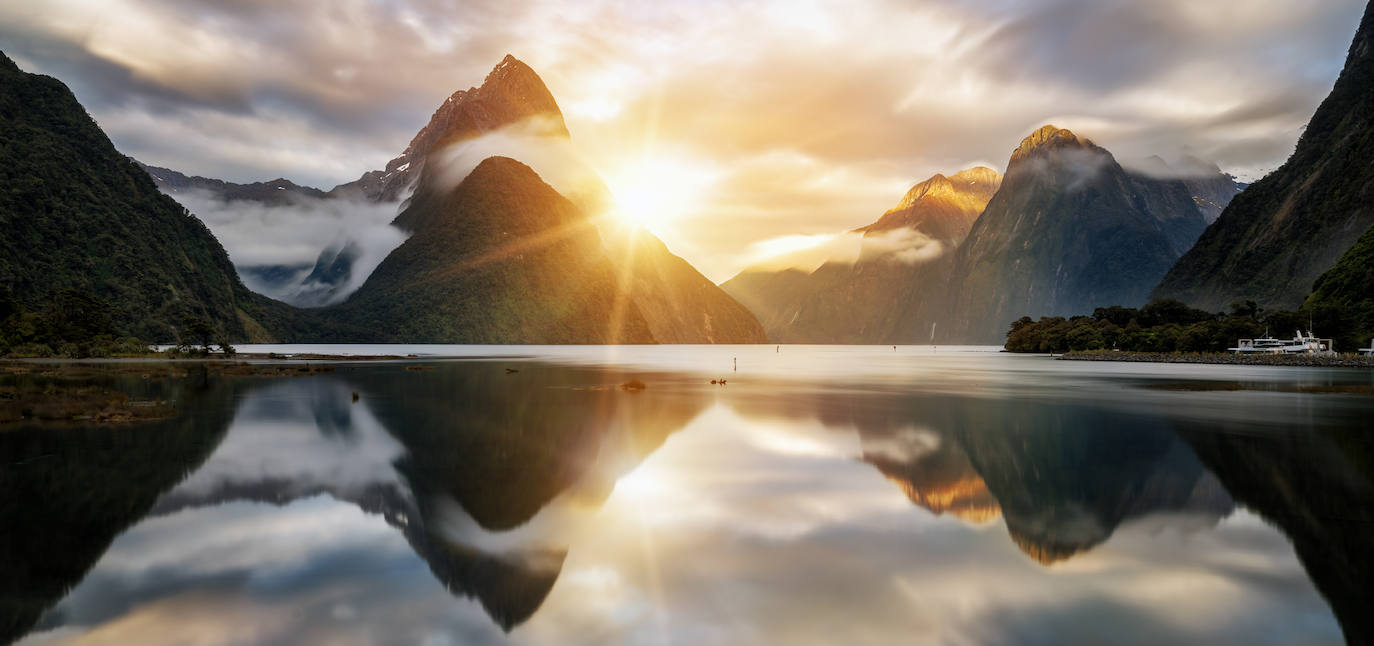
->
[328,55,762,343]
[136,160,329,205]
[0,52,285,342]
[1174,156,1245,224]
[1305,223,1374,348]
[721,167,1001,343]
[944,125,1209,342]
[603,225,769,343]
[1153,2,1374,312]
[1176,419,1374,646]
[1128,155,1242,225]
[333,54,571,203]
[726,390,1233,566]
[130,161,378,308]
[138,55,765,343]
[0,378,236,644]
[330,156,656,343]
[859,167,1003,238]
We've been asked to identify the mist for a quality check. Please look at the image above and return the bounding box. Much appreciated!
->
[741,227,948,275]
[168,189,410,307]
[1119,155,1228,181]
[428,116,611,213]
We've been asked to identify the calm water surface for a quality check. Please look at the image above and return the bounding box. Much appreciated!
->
[4,346,1373,645]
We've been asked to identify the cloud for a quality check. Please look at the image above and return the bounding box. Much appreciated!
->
[0,0,1365,280]
[427,115,610,211]
[740,226,948,275]
[166,189,408,306]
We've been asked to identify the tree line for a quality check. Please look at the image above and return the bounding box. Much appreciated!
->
[1005,299,1368,354]
[0,286,234,357]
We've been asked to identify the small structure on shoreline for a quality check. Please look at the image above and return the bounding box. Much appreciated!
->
[1361,340,1374,357]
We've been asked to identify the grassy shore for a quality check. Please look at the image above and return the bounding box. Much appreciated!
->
[1058,350,1374,368]
[0,359,342,427]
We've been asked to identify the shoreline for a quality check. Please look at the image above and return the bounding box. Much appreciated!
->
[2,353,434,363]
[1057,351,1374,368]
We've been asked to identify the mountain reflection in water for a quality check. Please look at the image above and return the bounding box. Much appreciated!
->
[730,393,1236,564]
[2,351,1371,645]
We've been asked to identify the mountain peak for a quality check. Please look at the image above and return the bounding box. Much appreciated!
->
[337,55,568,201]
[950,166,1002,186]
[427,55,568,147]
[1012,125,1090,160]
[889,166,1003,212]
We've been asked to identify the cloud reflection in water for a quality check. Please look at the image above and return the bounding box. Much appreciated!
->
[7,355,1359,646]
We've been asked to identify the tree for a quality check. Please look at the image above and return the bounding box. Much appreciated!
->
[181,316,217,353]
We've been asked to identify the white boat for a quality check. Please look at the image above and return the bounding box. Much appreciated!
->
[1230,330,1334,355]
[1359,339,1374,356]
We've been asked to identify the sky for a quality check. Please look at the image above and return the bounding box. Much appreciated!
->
[1,0,1367,281]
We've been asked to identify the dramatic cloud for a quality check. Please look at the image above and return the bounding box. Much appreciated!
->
[0,0,1364,281]
[172,190,408,306]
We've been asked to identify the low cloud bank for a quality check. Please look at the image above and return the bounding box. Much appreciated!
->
[428,116,611,213]
[743,227,948,275]
[169,189,409,307]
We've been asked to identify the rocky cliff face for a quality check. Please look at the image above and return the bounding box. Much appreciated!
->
[945,126,1208,342]
[1173,156,1244,225]
[334,55,570,204]
[721,167,1001,343]
[1153,1,1374,311]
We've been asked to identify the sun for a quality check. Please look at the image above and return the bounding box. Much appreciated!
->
[603,155,716,231]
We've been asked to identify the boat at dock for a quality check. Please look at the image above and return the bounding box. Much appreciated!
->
[1230,330,1335,355]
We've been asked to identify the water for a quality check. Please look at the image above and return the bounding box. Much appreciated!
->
[4,346,1373,645]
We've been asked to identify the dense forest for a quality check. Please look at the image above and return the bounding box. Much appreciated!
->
[0,52,283,346]
[1004,299,1369,354]
[0,286,240,357]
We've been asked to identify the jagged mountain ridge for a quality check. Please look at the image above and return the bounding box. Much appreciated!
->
[334,55,570,203]
[1127,155,1244,224]
[943,125,1210,342]
[723,124,1226,344]
[1153,2,1374,312]
[136,160,329,204]
[721,166,1002,343]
